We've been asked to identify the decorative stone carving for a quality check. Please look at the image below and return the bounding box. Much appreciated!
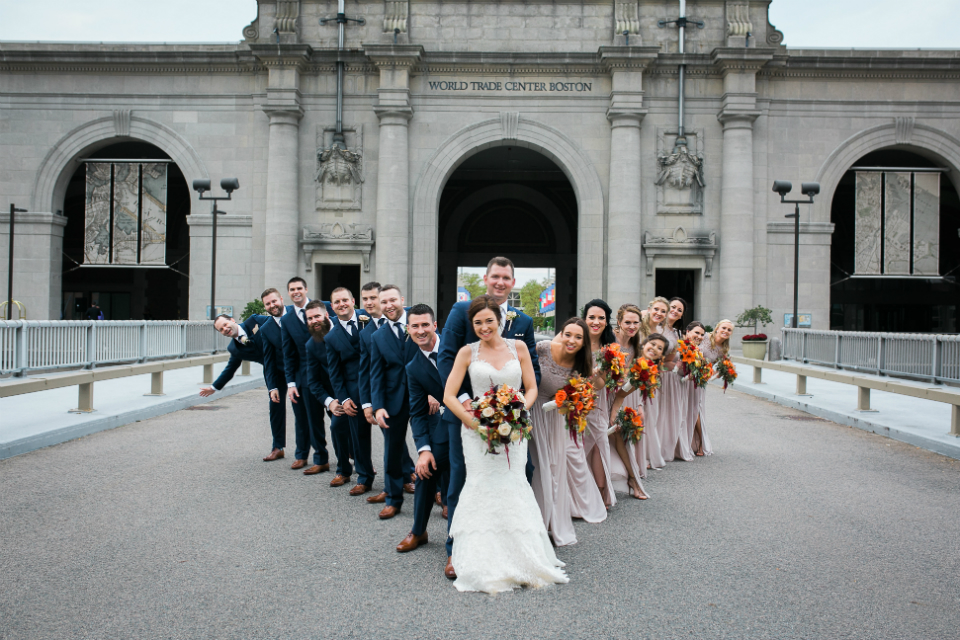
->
[113,109,131,137]
[642,227,718,276]
[301,223,375,272]
[766,15,784,46]
[274,0,300,34]
[614,1,640,37]
[383,1,408,34]
[655,129,704,214]
[895,116,915,144]
[242,12,259,42]
[315,125,364,211]
[500,112,519,140]
[725,1,753,47]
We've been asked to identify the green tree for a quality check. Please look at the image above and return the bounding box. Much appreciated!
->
[240,298,266,321]
[735,305,773,334]
[459,272,486,299]
[519,279,549,322]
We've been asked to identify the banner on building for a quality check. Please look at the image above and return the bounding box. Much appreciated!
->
[539,283,555,314]
[457,286,471,302]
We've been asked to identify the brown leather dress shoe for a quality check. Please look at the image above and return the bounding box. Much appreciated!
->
[403,482,415,494]
[303,463,330,475]
[396,532,428,552]
[263,449,284,462]
[378,505,400,520]
[290,459,307,470]
[442,505,448,520]
[444,556,457,580]
[349,484,370,496]
[366,491,387,504]
[329,474,349,487]
[435,491,443,506]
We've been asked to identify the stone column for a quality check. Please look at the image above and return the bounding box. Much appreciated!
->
[0,211,67,319]
[601,47,658,311]
[365,45,422,294]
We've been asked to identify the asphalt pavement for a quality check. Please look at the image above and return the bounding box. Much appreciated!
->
[1,386,958,640]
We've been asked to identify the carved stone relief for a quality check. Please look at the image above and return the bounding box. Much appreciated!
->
[383,1,408,34]
[725,1,753,47]
[275,0,300,34]
[655,129,705,215]
[614,1,640,41]
[301,223,374,272]
[315,126,364,211]
[642,227,718,276]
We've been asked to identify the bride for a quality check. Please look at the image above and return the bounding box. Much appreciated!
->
[443,295,569,594]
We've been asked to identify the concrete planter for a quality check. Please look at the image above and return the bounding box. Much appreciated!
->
[742,340,768,360]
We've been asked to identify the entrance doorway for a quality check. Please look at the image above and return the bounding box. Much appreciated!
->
[655,269,697,329]
[316,264,361,303]
[436,146,578,327]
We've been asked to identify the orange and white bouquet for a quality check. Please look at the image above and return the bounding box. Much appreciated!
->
[543,375,597,447]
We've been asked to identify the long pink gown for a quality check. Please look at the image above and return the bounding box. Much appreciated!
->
[583,348,617,508]
[607,344,649,498]
[659,328,695,462]
[529,341,579,546]
[643,327,666,470]
[684,338,720,455]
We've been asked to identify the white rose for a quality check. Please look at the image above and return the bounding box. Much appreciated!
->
[510,429,522,442]
[497,423,512,437]
[515,391,526,404]
[482,407,495,417]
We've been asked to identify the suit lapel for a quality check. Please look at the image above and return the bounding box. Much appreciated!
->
[420,350,443,391]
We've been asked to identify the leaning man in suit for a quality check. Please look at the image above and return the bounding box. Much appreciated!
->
[256,287,290,462]
[303,301,348,480]
[396,304,450,552]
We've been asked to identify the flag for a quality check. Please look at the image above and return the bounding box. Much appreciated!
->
[457,287,471,302]
[539,283,555,313]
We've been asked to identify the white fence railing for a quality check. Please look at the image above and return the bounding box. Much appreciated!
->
[0,321,230,376]
[781,328,960,385]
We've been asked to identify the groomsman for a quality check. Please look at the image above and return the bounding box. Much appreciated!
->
[303,301,347,477]
[396,304,450,553]
[358,281,386,430]
[437,256,540,579]
[257,287,289,461]
[325,286,377,495]
[368,284,418,519]
[281,278,332,474]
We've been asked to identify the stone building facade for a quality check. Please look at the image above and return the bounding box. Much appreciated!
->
[1,0,958,334]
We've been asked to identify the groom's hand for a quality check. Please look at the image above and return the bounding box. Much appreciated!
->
[364,407,377,425]
[288,386,300,404]
[342,398,358,416]
[376,408,390,429]
[427,395,441,415]
[416,451,437,480]
[269,389,280,403]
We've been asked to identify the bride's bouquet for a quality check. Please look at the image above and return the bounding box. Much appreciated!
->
[714,356,737,392]
[542,375,597,447]
[609,407,644,444]
[470,384,532,465]
[619,357,660,404]
[595,343,627,390]
[676,340,713,389]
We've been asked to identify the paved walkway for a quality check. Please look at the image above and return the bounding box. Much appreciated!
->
[0,385,957,639]
[0,362,264,460]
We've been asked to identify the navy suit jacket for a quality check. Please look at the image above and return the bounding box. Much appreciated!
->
[406,348,448,452]
[280,305,314,389]
[304,335,335,408]
[325,312,363,404]
[357,316,384,408]
[437,302,539,425]
[213,315,268,390]
[258,315,286,392]
[369,319,420,417]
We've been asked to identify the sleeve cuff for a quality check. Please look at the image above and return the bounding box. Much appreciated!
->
[457,393,470,403]
[361,403,372,409]
[418,445,432,453]
[324,397,334,409]
[269,388,277,393]
[287,382,296,388]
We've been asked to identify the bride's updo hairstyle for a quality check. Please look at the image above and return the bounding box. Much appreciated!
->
[467,294,502,335]
[558,317,593,378]
[582,298,616,346]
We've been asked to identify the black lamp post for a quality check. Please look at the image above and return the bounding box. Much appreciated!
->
[772,180,820,329]
[192,178,239,320]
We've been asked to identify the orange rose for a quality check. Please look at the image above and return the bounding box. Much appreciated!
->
[554,389,568,404]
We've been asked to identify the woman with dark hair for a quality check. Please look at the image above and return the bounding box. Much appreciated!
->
[659,297,695,463]
[580,299,617,508]
[639,297,669,470]
[530,317,601,545]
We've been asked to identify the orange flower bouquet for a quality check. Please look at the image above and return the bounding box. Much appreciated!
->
[676,339,713,388]
[595,343,627,390]
[714,357,738,392]
[620,357,660,404]
[609,406,644,444]
[543,375,597,447]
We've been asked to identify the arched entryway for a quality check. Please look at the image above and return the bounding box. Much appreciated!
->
[436,146,577,325]
[60,141,191,319]
[830,148,960,331]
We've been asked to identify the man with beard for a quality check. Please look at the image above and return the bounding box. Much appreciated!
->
[303,301,347,479]
[257,287,289,462]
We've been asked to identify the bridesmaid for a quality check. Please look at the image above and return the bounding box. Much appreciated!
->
[606,305,661,500]
[690,319,733,456]
[639,297,669,470]
[581,299,618,508]
[660,297,694,463]
[529,318,595,546]
[680,321,706,456]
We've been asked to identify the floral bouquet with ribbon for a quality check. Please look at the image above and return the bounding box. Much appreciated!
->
[676,339,712,387]
[714,357,737,392]
[607,406,644,444]
[619,357,660,404]
[470,384,532,466]
[595,343,627,390]
[542,375,597,447]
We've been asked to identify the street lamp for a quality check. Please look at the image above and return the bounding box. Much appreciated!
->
[772,180,819,329]
[192,178,239,321]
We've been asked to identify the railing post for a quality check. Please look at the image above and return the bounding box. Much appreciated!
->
[16,321,27,376]
[203,363,213,384]
[86,322,97,370]
[856,386,877,412]
[139,322,147,363]
[146,371,164,396]
[801,331,807,363]
[180,322,187,358]
[834,333,841,370]
[796,374,808,395]
[72,382,95,413]
[753,365,763,383]
[932,336,941,384]
[241,360,251,376]
[876,336,883,376]
[951,405,959,437]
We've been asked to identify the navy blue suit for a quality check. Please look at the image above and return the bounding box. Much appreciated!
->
[306,333,348,475]
[368,317,418,508]
[280,304,329,465]
[212,315,266,391]
[406,347,450,536]
[325,313,375,487]
[437,302,540,556]
[357,316,386,409]
[258,315,289,452]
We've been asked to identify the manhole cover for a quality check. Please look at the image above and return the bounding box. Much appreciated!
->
[781,415,826,422]
[186,405,222,411]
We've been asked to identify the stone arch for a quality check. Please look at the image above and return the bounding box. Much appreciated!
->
[32,114,208,213]
[410,115,605,308]
[813,121,960,222]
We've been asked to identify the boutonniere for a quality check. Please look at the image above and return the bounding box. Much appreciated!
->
[505,310,518,332]
[239,335,250,345]
[358,314,370,325]
[404,324,410,341]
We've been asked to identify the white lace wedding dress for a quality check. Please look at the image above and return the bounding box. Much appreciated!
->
[450,340,569,594]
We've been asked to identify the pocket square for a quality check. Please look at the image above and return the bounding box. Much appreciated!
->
[252,325,259,334]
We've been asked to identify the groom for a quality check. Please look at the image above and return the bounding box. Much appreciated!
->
[437,256,540,579]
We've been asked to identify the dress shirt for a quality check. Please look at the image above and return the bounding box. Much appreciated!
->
[360,315,385,411]
[389,311,408,339]
[235,324,248,344]
[418,336,441,453]
[293,298,310,324]
[338,315,357,336]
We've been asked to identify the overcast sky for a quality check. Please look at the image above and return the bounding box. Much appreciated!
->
[0,0,957,47]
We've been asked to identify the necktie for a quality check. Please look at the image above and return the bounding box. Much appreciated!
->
[395,322,404,340]
[428,352,438,367]
[348,320,357,336]
[298,308,305,324]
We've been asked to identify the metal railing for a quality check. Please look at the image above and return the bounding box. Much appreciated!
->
[0,320,230,376]
[781,328,960,385]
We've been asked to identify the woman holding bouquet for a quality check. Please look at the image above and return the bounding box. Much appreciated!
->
[687,319,733,456]
[638,297,670,470]
[605,304,649,500]
[529,317,601,546]
[660,297,695,463]
[680,321,707,455]
[442,295,567,593]
[581,299,619,508]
